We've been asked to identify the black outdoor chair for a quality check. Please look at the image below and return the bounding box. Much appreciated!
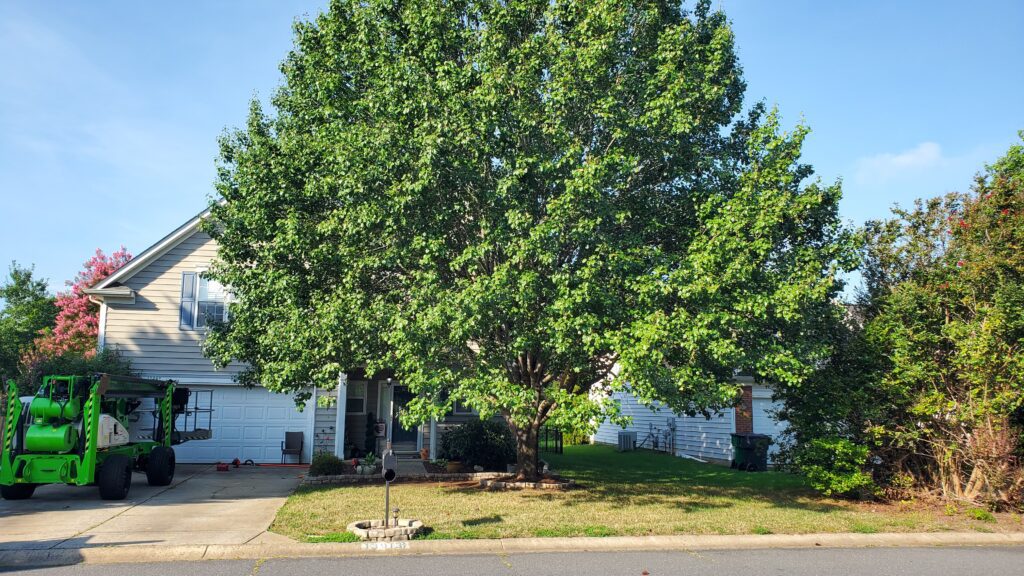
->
[281,431,304,464]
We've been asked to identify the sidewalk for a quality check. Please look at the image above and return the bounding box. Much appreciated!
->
[3,532,1024,568]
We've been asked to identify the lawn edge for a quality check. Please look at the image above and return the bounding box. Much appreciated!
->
[4,532,1024,567]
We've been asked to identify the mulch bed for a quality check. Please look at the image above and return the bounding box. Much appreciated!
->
[423,461,447,474]
[421,461,508,474]
[479,473,576,491]
[326,462,358,475]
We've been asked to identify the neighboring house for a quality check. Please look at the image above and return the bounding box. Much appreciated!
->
[593,377,788,465]
[84,210,469,464]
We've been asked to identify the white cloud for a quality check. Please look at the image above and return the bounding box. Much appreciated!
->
[840,139,1011,233]
[854,142,945,185]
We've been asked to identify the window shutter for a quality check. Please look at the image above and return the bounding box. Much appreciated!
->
[179,272,196,329]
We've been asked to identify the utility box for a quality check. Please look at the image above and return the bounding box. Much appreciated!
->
[730,433,772,471]
[617,430,637,452]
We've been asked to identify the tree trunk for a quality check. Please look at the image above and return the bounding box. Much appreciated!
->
[514,425,541,482]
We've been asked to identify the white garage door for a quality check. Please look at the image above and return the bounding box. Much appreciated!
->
[171,385,311,464]
[752,397,787,462]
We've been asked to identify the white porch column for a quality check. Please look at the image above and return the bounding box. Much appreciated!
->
[334,373,348,458]
[384,379,395,442]
[307,387,318,462]
[429,417,438,459]
[416,424,424,452]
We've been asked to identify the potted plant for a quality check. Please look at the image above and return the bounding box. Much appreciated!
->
[361,452,378,474]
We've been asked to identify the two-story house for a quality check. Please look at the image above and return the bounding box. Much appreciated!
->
[84,209,473,464]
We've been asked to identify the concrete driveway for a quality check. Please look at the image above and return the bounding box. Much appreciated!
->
[0,465,304,550]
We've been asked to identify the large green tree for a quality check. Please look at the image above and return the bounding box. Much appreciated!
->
[0,263,57,382]
[206,0,855,479]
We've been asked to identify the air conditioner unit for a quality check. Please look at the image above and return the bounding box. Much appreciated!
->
[617,431,637,452]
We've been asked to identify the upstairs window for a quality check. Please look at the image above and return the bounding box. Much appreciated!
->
[196,276,227,327]
[180,272,228,330]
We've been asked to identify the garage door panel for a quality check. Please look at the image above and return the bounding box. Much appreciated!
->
[162,385,310,463]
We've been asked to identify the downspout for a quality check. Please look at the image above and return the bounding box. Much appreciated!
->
[88,296,107,352]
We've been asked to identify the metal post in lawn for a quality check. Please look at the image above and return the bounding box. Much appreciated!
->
[384,459,390,528]
[382,450,398,525]
[382,377,395,528]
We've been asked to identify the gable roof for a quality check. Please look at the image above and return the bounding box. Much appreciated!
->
[87,208,210,293]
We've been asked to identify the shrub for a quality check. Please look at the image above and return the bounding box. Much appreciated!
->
[794,437,874,497]
[309,452,347,476]
[967,508,996,522]
[439,419,515,471]
[18,348,134,394]
[563,430,591,446]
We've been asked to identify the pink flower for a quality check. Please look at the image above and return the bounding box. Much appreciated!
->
[26,247,132,359]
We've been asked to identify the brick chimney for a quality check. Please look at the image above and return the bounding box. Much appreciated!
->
[735,385,753,434]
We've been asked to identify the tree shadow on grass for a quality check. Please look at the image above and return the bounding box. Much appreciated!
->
[432,445,849,517]
[462,514,504,526]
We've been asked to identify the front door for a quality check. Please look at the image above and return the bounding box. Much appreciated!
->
[390,386,418,445]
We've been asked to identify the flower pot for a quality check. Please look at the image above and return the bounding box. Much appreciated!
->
[446,461,462,473]
[420,448,430,460]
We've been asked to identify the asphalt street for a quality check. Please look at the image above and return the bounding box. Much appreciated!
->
[3,547,1023,576]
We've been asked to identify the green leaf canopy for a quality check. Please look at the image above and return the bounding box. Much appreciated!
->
[204,0,856,473]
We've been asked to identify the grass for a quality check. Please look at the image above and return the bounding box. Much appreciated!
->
[272,444,1022,542]
[304,532,361,543]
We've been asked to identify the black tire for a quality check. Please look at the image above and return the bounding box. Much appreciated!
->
[146,446,176,486]
[0,483,36,500]
[97,455,133,500]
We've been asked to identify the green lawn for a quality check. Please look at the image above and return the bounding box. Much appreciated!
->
[272,444,1021,541]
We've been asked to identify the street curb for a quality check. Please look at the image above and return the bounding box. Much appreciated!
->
[3,532,1024,568]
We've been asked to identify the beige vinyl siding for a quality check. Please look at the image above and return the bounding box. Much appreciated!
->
[103,230,244,382]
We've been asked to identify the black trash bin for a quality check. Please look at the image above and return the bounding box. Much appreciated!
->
[730,433,772,471]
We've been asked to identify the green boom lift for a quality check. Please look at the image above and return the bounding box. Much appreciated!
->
[1,373,211,500]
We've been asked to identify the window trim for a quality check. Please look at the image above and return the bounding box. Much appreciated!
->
[452,400,476,415]
[179,270,229,331]
[346,381,367,415]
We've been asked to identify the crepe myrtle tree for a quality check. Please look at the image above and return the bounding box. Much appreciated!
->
[203,0,857,480]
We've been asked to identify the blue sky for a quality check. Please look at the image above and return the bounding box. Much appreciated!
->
[1,1,1022,294]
